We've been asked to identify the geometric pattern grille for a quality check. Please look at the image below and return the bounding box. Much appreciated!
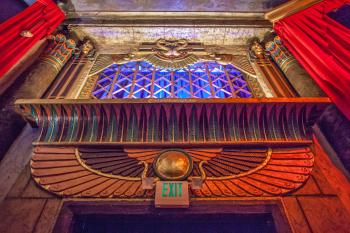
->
[92,61,252,99]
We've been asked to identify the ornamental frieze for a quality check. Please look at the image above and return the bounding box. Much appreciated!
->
[16,98,329,145]
[15,98,330,199]
[87,39,257,77]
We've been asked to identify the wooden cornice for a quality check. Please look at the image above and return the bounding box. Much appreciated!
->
[265,0,323,23]
[15,97,330,146]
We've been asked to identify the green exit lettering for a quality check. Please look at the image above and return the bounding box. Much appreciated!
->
[161,182,183,197]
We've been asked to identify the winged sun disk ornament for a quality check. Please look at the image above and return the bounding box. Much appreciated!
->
[31,146,314,198]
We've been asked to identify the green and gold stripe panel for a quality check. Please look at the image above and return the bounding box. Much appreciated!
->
[16,98,330,146]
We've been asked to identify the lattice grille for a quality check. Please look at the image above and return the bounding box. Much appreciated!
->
[92,61,252,99]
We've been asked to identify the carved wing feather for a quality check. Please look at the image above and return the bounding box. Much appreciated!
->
[191,147,313,197]
[216,55,256,77]
[89,54,128,76]
[31,146,313,198]
[31,147,144,198]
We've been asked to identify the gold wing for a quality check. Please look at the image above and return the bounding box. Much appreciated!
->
[88,54,127,76]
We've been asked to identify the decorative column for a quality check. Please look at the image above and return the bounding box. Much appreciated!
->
[0,34,76,160]
[266,0,350,119]
[45,39,96,99]
[15,34,76,98]
[249,40,297,97]
[265,36,325,97]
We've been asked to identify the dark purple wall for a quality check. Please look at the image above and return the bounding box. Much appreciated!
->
[0,0,29,23]
[318,106,350,173]
[328,4,350,28]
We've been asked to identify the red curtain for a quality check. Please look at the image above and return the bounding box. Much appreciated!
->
[0,0,64,78]
[274,0,350,119]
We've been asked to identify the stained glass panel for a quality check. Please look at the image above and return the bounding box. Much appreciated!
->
[92,61,252,99]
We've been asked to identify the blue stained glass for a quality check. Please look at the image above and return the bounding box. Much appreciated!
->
[92,61,252,99]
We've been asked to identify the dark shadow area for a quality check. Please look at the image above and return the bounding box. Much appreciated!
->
[0,63,34,162]
[0,0,29,23]
[318,105,350,173]
[72,213,276,233]
[263,0,289,9]
[328,4,350,28]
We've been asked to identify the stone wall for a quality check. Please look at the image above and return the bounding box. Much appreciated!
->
[0,164,61,233]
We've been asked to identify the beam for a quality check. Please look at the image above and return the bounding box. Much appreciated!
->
[265,0,323,23]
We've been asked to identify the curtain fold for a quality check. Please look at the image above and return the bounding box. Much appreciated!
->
[0,0,64,78]
[274,0,350,119]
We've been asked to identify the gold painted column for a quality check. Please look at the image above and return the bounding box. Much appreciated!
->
[249,40,297,97]
[265,36,325,97]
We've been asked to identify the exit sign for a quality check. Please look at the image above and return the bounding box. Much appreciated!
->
[155,181,189,208]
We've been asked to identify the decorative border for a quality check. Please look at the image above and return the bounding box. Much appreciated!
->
[16,98,330,145]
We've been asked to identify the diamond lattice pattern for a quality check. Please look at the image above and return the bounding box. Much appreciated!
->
[92,61,252,99]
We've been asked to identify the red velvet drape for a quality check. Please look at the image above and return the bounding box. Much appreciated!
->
[274,0,350,119]
[0,0,64,78]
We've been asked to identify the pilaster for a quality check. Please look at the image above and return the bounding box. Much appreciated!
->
[0,34,76,161]
[45,38,96,99]
[265,35,325,97]
[249,40,297,97]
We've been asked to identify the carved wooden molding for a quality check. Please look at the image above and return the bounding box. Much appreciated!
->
[265,0,323,23]
[16,98,330,146]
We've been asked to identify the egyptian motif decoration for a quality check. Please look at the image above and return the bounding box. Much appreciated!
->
[154,39,189,57]
[41,34,76,73]
[31,146,314,198]
[15,97,330,199]
[81,39,96,58]
[249,39,297,97]
[144,39,199,69]
[88,53,257,78]
[87,39,257,77]
[15,37,331,200]
[16,99,329,144]
[77,38,266,99]
[250,40,266,60]
[265,36,295,72]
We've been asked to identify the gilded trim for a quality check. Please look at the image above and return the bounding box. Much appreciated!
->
[15,97,331,105]
[265,0,323,23]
